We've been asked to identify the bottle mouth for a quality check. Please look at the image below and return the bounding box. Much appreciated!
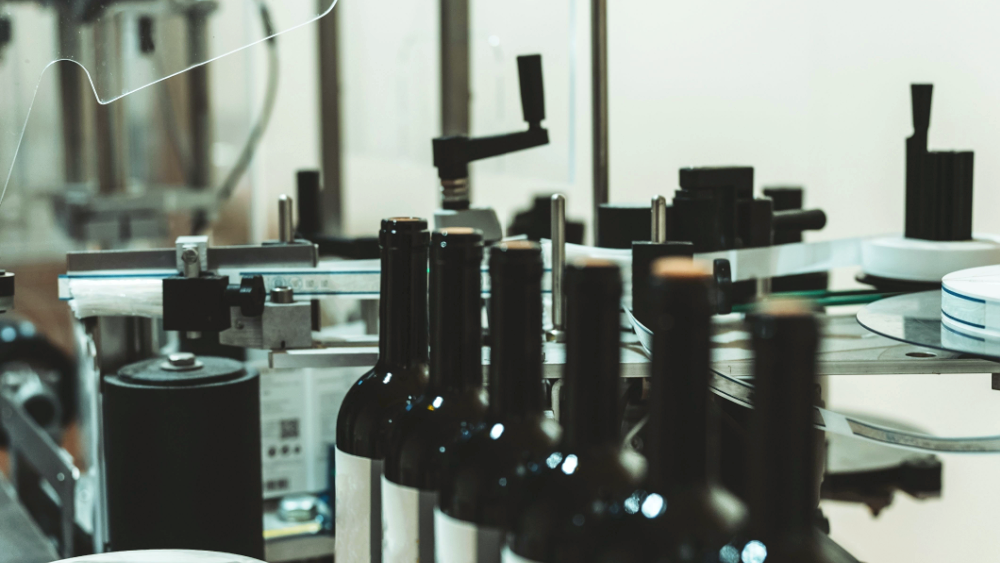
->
[381,217,428,234]
[490,240,542,261]
[432,228,484,247]
[651,258,710,280]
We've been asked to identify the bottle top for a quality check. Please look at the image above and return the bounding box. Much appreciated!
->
[490,240,543,266]
[380,217,429,249]
[432,227,483,248]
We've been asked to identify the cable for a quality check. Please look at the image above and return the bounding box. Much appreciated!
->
[193,0,279,233]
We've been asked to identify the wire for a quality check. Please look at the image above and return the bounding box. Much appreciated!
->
[194,0,279,233]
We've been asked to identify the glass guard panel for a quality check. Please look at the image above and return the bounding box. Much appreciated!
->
[1,0,335,210]
[470,0,577,221]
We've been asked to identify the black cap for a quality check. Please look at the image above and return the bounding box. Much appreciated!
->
[380,217,429,249]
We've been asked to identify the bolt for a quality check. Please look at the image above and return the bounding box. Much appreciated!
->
[182,245,201,278]
[168,352,197,367]
[271,286,294,304]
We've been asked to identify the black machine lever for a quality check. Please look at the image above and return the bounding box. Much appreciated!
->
[432,54,550,209]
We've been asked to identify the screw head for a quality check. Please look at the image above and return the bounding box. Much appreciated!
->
[168,352,196,367]
[181,248,199,263]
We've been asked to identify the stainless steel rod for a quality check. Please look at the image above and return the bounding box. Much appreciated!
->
[651,195,667,243]
[278,195,294,243]
[317,0,343,235]
[591,0,609,243]
[547,194,566,342]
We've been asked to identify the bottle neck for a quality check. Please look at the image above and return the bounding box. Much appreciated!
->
[429,246,483,391]
[562,277,621,449]
[647,279,712,491]
[749,316,820,541]
[488,263,544,418]
[378,245,429,372]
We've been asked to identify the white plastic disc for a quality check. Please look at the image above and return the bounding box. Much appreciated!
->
[941,264,1000,340]
[861,234,1000,282]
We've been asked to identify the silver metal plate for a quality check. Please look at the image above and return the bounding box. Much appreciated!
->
[857,290,1000,361]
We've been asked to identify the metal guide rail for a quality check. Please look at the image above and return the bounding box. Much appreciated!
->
[58,236,870,311]
[275,313,1000,456]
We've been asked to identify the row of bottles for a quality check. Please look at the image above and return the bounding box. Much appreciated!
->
[335,216,844,563]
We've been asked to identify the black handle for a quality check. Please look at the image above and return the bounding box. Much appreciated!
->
[518,54,545,126]
[773,209,827,233]
[911,84,933,136]
[296,170,323,238]
[226,275,266,317]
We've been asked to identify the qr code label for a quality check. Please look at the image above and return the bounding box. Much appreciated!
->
[280,419,300,439]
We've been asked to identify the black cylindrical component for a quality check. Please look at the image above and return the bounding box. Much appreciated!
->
[949,151,974,241]
[630,241,693,328]
[430,228,484,390]
[738,197,774,249]
[517,54,546,125]
[773,209,827,233]
[489,241,544,417]
[378,218,430,372]
[596,203,652,249]
[748,304,820,544]
[904,83,975,243]
[647,261,713,491]
[103,356,263,558]
[296,170,323,237]
[671,188,733,252]
[562,260,622,448]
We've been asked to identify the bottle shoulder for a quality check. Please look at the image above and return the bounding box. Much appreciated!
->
[335,363,428,457]
[382,386,488,488]
[438,415,562,524]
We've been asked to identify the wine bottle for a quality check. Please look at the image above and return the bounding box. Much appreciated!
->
[436,241,561,563]
[335,217,430,563]
[382,228,489,562]
[504,259,645,563]
[642,258,746,561]
[738,301,852,563]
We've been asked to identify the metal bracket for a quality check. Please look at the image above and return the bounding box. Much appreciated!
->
[1,393,80,558]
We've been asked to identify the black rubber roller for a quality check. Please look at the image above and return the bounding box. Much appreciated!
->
[102,355,263,558]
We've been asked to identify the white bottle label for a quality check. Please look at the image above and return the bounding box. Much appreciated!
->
[434,508,503,563]
[382,475,437,562]
[335,447,384,563]
[500,546,543,563]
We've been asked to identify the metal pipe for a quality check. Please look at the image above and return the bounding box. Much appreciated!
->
[441,0,470,137]
[651,195,667,243]
[278,195,294,243]
[187,5,212,189]
[317,0,343,234]
[591,0,609,243]
[57,8,85,184]
[547,194,566,342]
[93,17,127,196]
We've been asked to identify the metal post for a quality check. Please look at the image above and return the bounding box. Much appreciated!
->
[317,0,343,234]
[57,8,85,184]
[278,195,294,243]
[547,194,566,342]
[93,17,127,196]
[591,0,609,243]
[651,195,667,243]
[187,4,212,189]
[441,0,470,137]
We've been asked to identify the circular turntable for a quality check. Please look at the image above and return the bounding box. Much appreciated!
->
[857,290,1000,361]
